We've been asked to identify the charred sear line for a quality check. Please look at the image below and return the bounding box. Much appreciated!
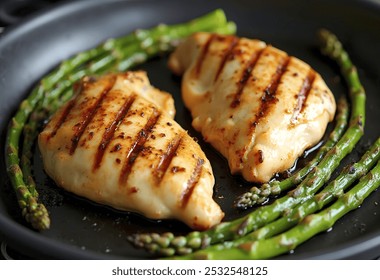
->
[251,55,290,128]
[195,34,216,77]
[299,70,316,113]
[48,99,76,140]
[119,109,161,185]
[214,36,239,82]
[154,133,184,184]
[265,56,291,96]
[230,47,266,108]
[93,94,136,170]
[180,158,205,208]
[291,69,316,122]
[69,77,117,155]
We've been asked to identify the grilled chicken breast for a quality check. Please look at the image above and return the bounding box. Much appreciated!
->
[38,71,224,230]
[168,32,336,183]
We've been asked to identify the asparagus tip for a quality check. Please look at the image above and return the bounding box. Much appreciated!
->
[25,203,50,231]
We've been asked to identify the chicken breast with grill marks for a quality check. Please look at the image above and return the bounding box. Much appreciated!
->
[38,71,224,230]
[168,32,336,183]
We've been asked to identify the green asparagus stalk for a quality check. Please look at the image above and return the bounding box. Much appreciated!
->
[20,98,47,197]
[174,156,380,259]
[129,29,366,257]
[169,137,380,259]
[5,9,235,231]
[6,85,51,230]
[235,96,350,209]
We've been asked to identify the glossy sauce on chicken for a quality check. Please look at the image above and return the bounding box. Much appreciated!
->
[169,32,336,183]
[38,71,224,230]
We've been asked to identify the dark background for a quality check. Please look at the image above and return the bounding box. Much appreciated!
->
[0,0,67,27]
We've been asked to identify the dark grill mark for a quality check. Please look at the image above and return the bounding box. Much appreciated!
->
[195,34,216,77]
[265,56,291,97]
[154,133,184,184]
[230,47,266,108]
[256,149,264,164]
[111,144,122,153]
[251,55,290,128]
[93,95,136,170]
[214,36,239,82]
[180,158,204,208]
[119,109,160,184]
[299,70,316,113]
[48,99,76,140]
[291,69,316,122]
[69,76,116,155]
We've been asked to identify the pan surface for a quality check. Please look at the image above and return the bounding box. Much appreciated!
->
[0,0,380,259]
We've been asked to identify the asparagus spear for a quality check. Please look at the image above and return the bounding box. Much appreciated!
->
[6,85,51,230]
[20,98,47,197]
[174,155,380,259]
[129,29,366,257]
[235,96,350,209]
[5,10,235,231]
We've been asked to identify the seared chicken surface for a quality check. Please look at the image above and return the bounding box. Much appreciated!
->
[169,32,336,183]
[38,71,224,230]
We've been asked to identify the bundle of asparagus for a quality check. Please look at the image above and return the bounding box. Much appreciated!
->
[5,9,236,231]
